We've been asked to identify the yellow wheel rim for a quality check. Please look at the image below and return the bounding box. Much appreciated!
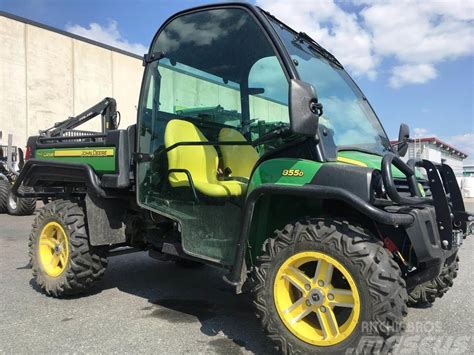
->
[273,251,361,347]
[38,221,69,277]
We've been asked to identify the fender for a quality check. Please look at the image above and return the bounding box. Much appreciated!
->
[12,159,110,198]
[13,159,128,246]
[224,183,415,290]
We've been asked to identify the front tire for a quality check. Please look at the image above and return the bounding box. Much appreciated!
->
[251,218,408,354]
[29,199,107,297]
[408,256,459,306]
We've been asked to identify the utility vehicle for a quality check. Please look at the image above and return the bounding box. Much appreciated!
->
[14,3,472,353]
[0,137,36,216]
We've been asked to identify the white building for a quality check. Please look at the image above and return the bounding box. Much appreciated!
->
[404,137,468,178]
[463,164,474,198]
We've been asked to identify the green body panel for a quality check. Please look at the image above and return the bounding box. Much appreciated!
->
[35,147,116,173]
[247,158,323,194]
[337,151,406,178]
[247,158,323,261]
[337,151,423,179]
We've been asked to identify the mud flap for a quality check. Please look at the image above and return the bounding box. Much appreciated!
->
[85,194,127,246]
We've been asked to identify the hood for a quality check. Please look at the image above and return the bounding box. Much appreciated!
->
[336,150,410,179]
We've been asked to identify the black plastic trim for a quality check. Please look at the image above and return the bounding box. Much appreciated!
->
[311,164,375,202]
[382,153,430,205]
[12,159,110,198]
[438,163,467,232]
[225,183,415,285]
[408,159,454,247]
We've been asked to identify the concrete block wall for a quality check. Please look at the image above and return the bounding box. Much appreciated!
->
[0,15,143,148]
[159,65,288,122]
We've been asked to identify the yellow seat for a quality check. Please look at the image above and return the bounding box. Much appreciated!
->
[164,120,246,198]
[218,128,259,180]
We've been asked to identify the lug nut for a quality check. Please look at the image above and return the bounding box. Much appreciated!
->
[318,280,324,287]
[305,284,311,291]
[328,294,334,300]
[306,300,312,307]
[320,306,326,313]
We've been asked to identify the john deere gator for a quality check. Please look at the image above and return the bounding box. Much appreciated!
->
[13,3,472,353]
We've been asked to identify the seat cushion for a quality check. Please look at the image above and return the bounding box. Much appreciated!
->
[164,120,246,198]
[165,119,219,187]
[194,179,247,198]
[219,128,259,179]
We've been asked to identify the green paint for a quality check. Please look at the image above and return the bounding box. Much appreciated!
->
[337,151,423,179]
[246,158,323,262]
[247,158,322,194]
[35,147,116,173]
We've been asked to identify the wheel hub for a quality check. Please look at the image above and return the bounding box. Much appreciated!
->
[308,289,324,306]
[273,251,361,347]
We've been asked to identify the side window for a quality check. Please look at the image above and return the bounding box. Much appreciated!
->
[138,7,290,153]
[156,60,242,127]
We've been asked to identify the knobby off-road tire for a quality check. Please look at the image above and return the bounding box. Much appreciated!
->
[251,218,408,354]
[408,256,459,306]
[29,199,107,297]
[7,186,36,216]
[0,180,10,213]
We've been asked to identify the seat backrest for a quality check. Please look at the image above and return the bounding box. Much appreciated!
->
[165,119,218,187]
[218,128,259,179]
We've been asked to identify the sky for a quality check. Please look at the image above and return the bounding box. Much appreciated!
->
[1,0,473,162]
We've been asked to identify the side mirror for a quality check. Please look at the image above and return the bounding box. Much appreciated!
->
[395,123,410,157]
[289,79,319,136]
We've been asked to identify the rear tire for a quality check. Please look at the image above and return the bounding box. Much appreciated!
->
[408,256,459,306]
[0,180,10,213]
[7,186,36,216]
[29,199,107,297]
[251,218,408,354]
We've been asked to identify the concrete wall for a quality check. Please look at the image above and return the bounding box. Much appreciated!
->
[0,15,143,147]
[158,65,288,122]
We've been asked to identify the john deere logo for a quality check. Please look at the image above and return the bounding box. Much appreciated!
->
[81,150,110,157]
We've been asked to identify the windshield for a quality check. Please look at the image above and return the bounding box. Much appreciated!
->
[268,18,391,156]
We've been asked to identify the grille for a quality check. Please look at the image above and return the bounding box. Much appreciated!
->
[394,178,432,198]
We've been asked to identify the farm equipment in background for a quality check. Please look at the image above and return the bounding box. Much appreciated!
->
[0,134,36,215]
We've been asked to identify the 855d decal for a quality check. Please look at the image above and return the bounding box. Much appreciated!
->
[282,169,304,177]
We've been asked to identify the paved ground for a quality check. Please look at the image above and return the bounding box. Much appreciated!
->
[1,201,473,354]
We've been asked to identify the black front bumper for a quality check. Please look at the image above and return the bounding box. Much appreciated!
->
[381,155,471,288]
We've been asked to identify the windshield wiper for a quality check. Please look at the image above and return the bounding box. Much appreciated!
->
[295,32,343,69]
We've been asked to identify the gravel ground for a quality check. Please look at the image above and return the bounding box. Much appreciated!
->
[0,201,473,354]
